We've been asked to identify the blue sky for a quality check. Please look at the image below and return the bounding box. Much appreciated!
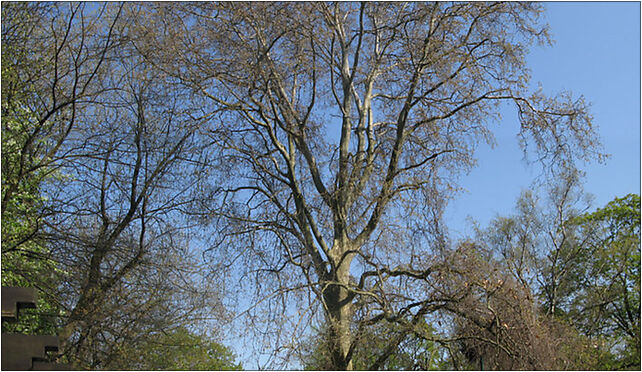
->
[445,2,641,237]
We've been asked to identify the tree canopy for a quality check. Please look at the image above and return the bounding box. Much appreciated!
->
[2,2,636,371]
[1,2,233,369]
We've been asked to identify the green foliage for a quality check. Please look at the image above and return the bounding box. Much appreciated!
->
[1,108,57,284]
[303,320,446,370]
[1,29,47,255]
[108,327,242,370]
[568,194,641,369]
[0,253,64,335]
[1,3,65,337]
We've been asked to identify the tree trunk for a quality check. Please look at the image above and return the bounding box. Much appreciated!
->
[323,246,355,370]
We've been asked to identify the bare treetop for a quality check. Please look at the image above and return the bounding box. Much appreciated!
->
[124,2,606,369]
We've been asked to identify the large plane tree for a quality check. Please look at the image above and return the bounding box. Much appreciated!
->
[131,2,606,369]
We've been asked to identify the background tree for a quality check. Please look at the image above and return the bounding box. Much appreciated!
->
[475,169,595,317]
[301,313,446,370]
[134,2,603,369]
[2,2,235,369]
[568,194,640,369]
[107,327,242,370]
[2,2,120,248]
[474,185,640,370]
[442,241,605,370]
[44,11,223,369]
[2,1,120,336]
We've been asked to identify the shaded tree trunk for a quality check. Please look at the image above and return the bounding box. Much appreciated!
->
[323,248,355,370]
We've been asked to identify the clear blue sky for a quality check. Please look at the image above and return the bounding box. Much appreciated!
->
[445,2,641,238]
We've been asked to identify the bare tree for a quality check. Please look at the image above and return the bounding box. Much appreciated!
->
[439,242,604,370]
[2,0,126,338]
[2,2,121,257]
[46,31,222,368]
[3,2,603,369]
[131,2,604,369]
[475,169,594,316]
[3,3,226,368]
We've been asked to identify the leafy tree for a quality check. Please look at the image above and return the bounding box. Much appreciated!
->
[569,194,641,369]
[302,318,446,370]
[1,104,63,335]
[1,2,68,336]
[108,327,241,370]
